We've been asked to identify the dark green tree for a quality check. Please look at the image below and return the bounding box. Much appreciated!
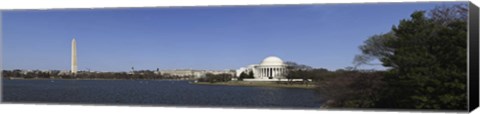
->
[238,72,248,81]
[248,71,255,78]
[355,4,467,109]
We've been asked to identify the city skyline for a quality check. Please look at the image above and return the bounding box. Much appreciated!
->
[2,2,463,72]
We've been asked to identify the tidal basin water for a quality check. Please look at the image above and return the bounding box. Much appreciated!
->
[3,80,323,109]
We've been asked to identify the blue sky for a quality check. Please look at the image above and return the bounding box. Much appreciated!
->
[2,2,466,72]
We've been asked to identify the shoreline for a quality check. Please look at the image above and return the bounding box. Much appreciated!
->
[192,81,316,89]
[3,78,193,81]
[4,78,315,89]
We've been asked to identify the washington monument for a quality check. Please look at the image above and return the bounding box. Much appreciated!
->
[71,38,77,74]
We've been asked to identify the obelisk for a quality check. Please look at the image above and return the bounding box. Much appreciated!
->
[71,38,78,74]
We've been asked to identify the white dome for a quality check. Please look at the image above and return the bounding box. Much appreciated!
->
[260,56,284,66]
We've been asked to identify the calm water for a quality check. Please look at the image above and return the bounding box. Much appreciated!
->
[2,80,323,109]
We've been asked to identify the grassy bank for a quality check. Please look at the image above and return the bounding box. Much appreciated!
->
[192,81,315,89]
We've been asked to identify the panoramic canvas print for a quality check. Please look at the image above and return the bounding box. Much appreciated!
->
[1,1,475,111]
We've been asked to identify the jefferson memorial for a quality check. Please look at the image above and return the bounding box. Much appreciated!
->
[236,56,287,80]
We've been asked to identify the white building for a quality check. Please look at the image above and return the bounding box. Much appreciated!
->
[236,56,287,80]
[160,69,235,78]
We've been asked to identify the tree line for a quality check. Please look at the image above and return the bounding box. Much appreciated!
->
[2,70,194,80]
[197,73,234,83]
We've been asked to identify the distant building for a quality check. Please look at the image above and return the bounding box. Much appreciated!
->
[160,69,198,77]
[160,69,235,78]
[58,70,71,76]
[236,56,287,80]
[20,70,31,75]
